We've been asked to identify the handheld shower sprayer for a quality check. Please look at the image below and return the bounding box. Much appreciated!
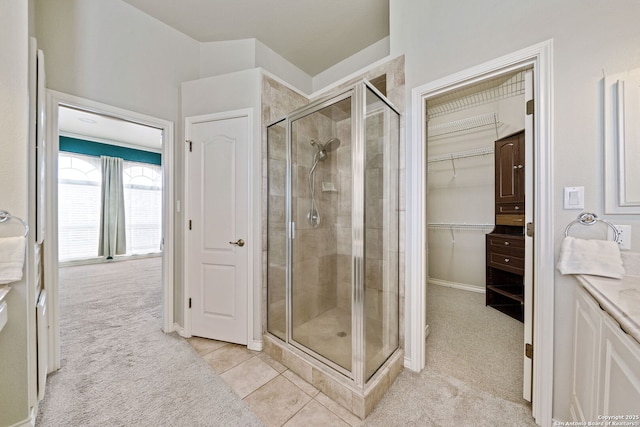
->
[307,137,341,227]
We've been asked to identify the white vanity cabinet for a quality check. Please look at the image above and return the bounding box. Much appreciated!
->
[598,308,640,415]
[570,285,602,421]
[570,285,640,421]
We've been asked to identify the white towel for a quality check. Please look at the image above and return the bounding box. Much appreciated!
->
[0,236,26,284]
[556,236,625,279]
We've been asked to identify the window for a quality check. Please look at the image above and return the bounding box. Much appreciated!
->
[58,153,101,261]
[123,161,162,255]
[58,152,163,262]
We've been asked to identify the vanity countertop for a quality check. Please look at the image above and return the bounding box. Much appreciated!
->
[576,272,640,345]
[0,285,9,302]
[0,285,8,333]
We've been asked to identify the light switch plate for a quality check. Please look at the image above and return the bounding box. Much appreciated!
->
[564,186,584,209]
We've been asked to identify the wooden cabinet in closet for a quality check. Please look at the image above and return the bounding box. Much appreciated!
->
[486,130,525,322]
[494,130,525,227]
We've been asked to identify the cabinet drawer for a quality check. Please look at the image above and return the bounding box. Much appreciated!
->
[487,234,524,252]
[488,252,524,274]
[497,202,524,214]
[496,214,525,226]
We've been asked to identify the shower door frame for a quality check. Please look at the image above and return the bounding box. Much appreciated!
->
[285,87,356,381]
[271,79,402,388]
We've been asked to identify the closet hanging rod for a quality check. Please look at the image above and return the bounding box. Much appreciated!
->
[427,223,494,230]
[428,112,500,138]
[428,146,494,164]
[0,210,29,237]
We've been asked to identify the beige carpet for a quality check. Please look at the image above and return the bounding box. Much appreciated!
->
[36,257,262,427]
[364,284,536,426]
[424,284,527,404]
[38,258,535,426]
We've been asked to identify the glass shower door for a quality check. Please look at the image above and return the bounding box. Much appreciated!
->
[289,96,353,373]
[363,85,399,380]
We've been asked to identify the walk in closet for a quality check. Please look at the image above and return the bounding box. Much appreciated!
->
[426,71,526,293]
[424,70,530,402]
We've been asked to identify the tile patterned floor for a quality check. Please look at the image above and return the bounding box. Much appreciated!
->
[187,337,362,427]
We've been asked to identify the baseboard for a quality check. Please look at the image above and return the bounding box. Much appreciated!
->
[173,323,188,337]
[428,278,485,294]
[248,339,263,351]
[10,405,37,427]
[403,356,412,368]
[10,418,35,427]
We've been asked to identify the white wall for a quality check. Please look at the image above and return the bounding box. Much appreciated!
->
[35,0,200,122]
[0,1,31,425]
[255,40,312,94]
[390,0,640,421]
[312,36,390,92]
[181,68,263,343]
[199,39,313,94]
[34,0,203,336]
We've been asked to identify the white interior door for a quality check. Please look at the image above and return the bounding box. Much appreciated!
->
[523,68,534,402]
[186,114,249,345]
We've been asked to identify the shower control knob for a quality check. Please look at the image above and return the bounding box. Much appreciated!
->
[229,239,245,247]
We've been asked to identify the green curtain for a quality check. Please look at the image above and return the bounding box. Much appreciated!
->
[98,156,126,258]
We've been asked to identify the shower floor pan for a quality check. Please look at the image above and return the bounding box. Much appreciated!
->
[264,312,403,419]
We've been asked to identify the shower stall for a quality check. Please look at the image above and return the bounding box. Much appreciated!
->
[266,79,402,417]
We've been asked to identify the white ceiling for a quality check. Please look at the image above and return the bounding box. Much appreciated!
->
[59,107,163,151]
[121,0,389,76]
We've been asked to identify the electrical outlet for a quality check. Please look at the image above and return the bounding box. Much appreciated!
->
[609,225,632,250]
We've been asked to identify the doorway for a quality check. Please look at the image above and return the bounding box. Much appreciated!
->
[45,91,175,370]
[57,106,163,263]
[424,68,532,404]
[407,41,555,425]
[184,112,250,345]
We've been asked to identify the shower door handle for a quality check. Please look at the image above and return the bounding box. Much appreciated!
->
[229,239,245,247]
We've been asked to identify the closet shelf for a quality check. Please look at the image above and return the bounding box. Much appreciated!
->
[427,70,526,119]
[486,284,524,303]
[428,223,494,244]
[428,146,494,164]
[428,112,501,139]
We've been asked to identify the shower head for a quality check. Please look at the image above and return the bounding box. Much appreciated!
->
[310,137,341,152]
[323,137,341,151]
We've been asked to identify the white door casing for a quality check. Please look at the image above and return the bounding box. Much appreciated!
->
[185,113,249,345]
[523,68,534,402]
[44,90,175,371]
[409,40,554,426]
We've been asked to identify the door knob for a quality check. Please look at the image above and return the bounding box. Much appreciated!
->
[229,239,245,247]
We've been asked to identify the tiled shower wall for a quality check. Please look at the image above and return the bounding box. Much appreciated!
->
[261,55,406,348]
[290,112,339,325]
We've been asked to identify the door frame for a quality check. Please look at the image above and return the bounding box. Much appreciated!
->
[407,40,554,425]
[45,90,175,370]
[183,108,257,349]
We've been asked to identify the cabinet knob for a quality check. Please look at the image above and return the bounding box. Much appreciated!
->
[504,258,510,263]
[513,164,524,169]
[514,206,520,210]
[504,241,510,246]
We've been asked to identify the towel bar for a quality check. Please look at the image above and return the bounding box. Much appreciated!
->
[0,210,29,237]
[564,212,619,242]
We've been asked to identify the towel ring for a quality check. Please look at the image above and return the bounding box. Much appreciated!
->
[0,210,29,237]
[564,212,619,242]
